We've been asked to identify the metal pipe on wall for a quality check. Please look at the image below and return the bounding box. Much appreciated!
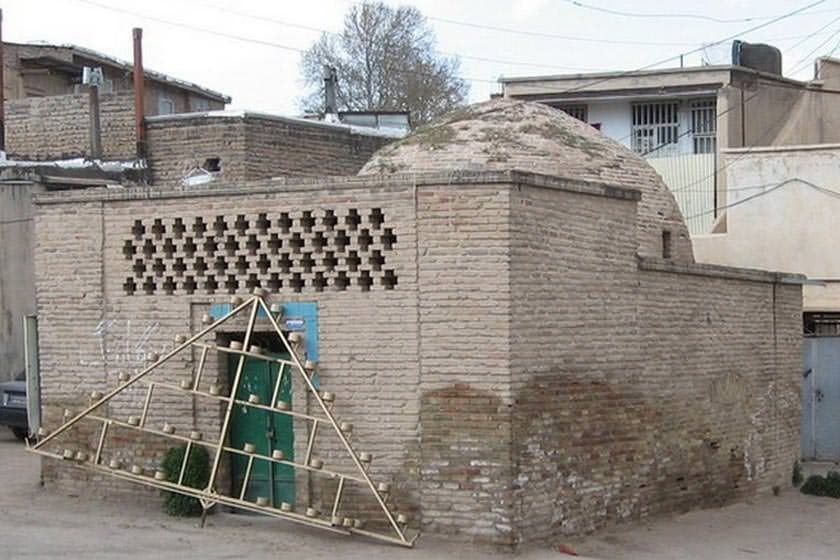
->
[132,28,146,158]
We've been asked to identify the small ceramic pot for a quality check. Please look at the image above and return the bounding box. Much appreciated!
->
[271,449,285,460]
[243,442,256,454]
[252,287,269,298]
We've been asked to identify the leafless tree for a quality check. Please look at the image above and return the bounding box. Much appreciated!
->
[299,2,469,126]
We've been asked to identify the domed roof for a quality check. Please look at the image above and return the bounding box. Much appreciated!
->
[360,98,693,262]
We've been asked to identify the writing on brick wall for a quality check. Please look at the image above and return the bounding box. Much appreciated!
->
[78,319,167,367]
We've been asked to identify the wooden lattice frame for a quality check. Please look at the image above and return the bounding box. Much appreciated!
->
[27,290,417,547]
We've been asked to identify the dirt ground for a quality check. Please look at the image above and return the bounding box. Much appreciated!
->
[2,429,840,559]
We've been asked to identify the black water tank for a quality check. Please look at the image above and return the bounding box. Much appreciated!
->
[732,40,782,75]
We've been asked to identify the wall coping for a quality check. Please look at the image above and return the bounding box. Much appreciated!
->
[32,170,642,205]
[638,256,807,285]
[145,110,406,140]
[723,143,840,156]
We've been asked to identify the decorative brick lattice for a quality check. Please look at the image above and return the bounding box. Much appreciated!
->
[122,208,399,295]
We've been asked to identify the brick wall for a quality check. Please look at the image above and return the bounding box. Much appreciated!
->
[6,92,136,160]
[509,178,801,544]
[32,171,801,547]
[145,114,393,185]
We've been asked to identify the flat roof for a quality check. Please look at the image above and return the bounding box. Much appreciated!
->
[500,64,812,95]
[145,109,408,139]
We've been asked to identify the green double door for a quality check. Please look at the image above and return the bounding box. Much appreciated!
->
[229,353,295,507]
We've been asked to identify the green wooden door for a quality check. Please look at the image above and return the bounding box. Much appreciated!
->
[229,353,294,506]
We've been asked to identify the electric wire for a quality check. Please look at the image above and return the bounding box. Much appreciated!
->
[560,0,839,24]
[71,0,830,98]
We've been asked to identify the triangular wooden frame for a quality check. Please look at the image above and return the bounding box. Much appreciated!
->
[28,291,417,547]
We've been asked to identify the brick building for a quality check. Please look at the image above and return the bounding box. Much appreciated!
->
[32,99,802,547]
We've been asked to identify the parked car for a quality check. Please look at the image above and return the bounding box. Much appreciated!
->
[0,372,28,440]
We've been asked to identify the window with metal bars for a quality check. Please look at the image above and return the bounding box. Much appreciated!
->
[556,104,587,122]
[631,102,679,154]
[690,99,717,154]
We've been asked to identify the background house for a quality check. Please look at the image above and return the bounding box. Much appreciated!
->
[690,144,840,462]
[0,37,404,383]
[501,42,840,235]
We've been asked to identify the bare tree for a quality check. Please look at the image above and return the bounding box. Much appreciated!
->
[299,2,469,125]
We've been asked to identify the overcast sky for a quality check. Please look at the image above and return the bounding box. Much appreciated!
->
[2,0,838,114]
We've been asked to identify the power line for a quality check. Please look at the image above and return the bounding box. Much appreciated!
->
[685,177,840,220]
[191,1,606,73]
[541,0,829,97]
[561,0,839,24]
[71,0,830,99]
[788,26,840,75]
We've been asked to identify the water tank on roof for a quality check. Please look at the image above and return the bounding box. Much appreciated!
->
[732,40,782,76]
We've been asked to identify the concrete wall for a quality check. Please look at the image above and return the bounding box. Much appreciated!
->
[31,171,801,547]
[145,114,393,185]
[693,144,840,311]
[6,92,137,160]
[0,182,44,381]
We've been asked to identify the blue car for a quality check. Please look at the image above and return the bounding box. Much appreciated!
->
[0,372,28,440]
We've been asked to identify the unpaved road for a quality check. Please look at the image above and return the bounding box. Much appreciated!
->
[2,429,840,559]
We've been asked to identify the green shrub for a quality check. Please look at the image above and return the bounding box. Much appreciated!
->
[160,444,210,517]
[800,471,840,498]
[792,460,803,487]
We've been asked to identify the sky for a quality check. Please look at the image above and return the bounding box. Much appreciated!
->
[1,0,839,114]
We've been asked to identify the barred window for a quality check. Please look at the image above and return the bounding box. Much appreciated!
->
[557,104,587,122]
[690,99,717,154]
[631,101,679,154]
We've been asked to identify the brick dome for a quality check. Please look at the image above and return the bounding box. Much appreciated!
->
[359,98,693,263]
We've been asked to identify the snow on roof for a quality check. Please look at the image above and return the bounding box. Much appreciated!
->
[13,41,231,103]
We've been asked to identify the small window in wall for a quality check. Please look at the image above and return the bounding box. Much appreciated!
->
[804,312,840,336]
[690,98,717,154]
[662,230,672,259]
[192,97,210,112]
[631,101,679,154]
[158,96,176,115]
[557,104,587,122]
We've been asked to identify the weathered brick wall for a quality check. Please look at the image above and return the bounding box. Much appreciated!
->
[144,117,248,185]
[6,92,136,160]
[509,179,801,544]
[416,183,515,545]
[509,182,642,544]
[35,177,422,516]
[145,115,392,185]
[32,171,801,547]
